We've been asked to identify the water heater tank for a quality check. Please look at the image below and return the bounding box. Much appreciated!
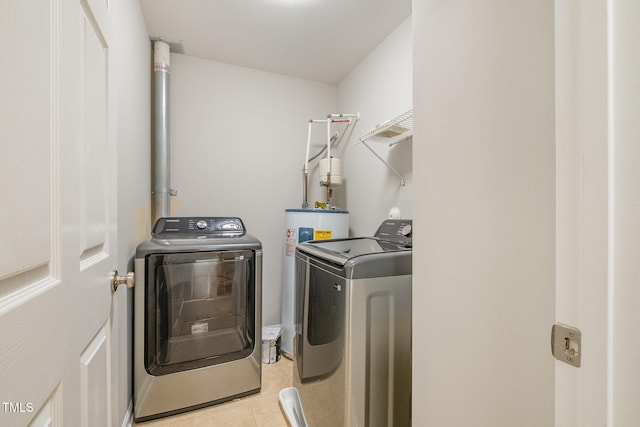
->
[281,208,349,357]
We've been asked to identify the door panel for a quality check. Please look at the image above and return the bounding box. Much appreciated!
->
[0,1,64,426]
[0,287,65,426]
[29,385,63,427]
[80,326,111,427]
[0,1,55,296]
[0,0,117,425]
[79,5,108,259]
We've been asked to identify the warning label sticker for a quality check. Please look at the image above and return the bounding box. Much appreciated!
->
[285,228,297,256]
[314,230,332,240]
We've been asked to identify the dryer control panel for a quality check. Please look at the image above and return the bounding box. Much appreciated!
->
[152,217,246,238]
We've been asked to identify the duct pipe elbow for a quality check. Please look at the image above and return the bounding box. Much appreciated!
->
[153,41,171,73]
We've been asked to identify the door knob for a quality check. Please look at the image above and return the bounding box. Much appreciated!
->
[110,270,135,292]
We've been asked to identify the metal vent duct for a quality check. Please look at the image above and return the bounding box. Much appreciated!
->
[153,40,171,221]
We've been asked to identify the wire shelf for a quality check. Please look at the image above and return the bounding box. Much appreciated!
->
[351,109,412,186]
[353,109,413,146]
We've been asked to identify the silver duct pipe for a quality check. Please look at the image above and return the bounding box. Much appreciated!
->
[153,41,171,221]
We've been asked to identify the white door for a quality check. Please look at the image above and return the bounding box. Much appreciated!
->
[0,0,118,426]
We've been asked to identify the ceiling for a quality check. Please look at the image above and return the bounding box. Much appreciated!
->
[138,0,412,84]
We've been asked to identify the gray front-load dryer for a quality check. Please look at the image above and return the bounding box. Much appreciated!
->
[293,219,412,427]
[134,217,262,422]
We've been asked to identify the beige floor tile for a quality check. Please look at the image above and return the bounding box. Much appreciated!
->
[195,399,257,427]
[261,361,293,394]
[249,393,288,427]
[135,410,198,426]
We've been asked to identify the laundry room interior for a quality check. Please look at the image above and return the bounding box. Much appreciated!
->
[130,1,414,424]
[2,0,640,426]
[164,16,413,331]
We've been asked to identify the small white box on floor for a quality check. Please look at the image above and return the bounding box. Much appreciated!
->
[262,325,282,364]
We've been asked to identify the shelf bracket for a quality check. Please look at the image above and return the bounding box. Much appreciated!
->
[361,140,405,186]
[352,109,412,186]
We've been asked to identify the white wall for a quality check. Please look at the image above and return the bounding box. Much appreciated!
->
[412,1,555,425]
[115,0,151,424]
[166,18,412,326]
[336,16,413,236]
[168,54,336,324]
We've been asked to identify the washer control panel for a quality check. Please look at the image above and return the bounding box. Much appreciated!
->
[153,217,246,237]
[374,219,412,246]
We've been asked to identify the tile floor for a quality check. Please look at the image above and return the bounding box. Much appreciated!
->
[134,357,293,427]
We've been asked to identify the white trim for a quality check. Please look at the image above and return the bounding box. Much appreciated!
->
[120,400,133,427]
[605,0,615,426]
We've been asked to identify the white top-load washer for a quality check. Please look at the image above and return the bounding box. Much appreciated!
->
[293,219,412,427]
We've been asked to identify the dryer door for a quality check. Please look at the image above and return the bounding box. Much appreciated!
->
[145,250,256,375]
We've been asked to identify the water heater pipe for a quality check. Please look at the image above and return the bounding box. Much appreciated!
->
[326,119,332,178]
[323,116,357,189]
[302,119,327,208]
[301,114,359,208]
[302,121,313,208]
[153,41,172,221]
[303,121,314,176]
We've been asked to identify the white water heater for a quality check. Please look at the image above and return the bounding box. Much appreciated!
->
[281,209,349,357]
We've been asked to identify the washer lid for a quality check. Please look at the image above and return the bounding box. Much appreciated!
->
[297,219,412,267]
[297,237,411,266]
